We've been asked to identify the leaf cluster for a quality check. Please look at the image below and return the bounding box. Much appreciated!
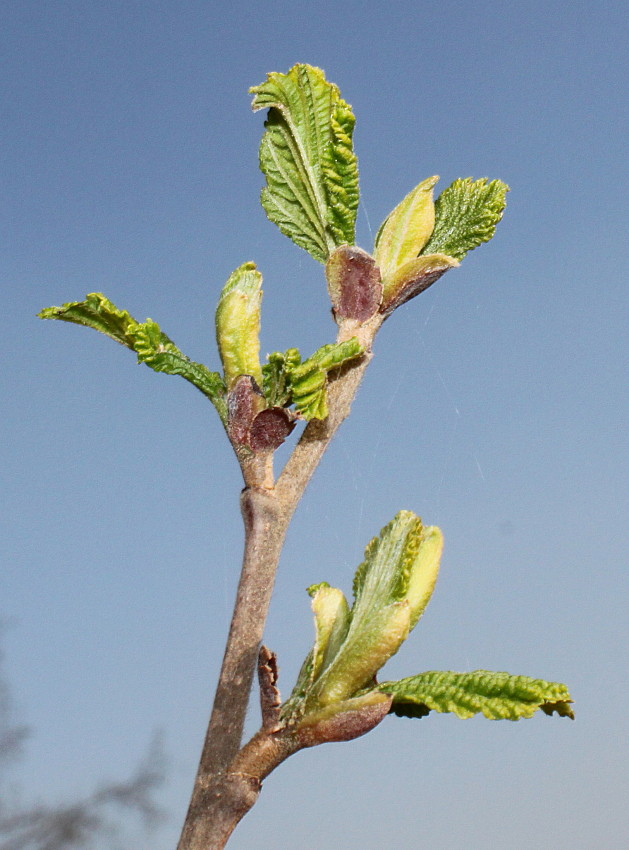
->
[37,64,572,821]
[281,512,572,743]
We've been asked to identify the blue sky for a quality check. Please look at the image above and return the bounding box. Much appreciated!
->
[2,1,627,847]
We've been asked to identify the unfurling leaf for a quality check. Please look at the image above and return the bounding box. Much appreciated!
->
[38,293,226,420]
[325,245,382,323]
[308,583,351,683]
[262,348,301,408]
[284,511,443,720]
[39,293,144,348]
[260,340,363,422]
[309,512,442,706]
[421,178,509,261]
[290,337,364,420]
[379,670,574,721]
[251,64,359,262]
[215,262,263,388]
[380,253,460,316]
[374,176,438,280]
[351,511,442,631]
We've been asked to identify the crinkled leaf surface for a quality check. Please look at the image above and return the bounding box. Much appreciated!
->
[421,178,508,261]
[39,292,142,348]
[379,669,574,720]
[302,512,442,708]
[290,337,363,420]
[351,511,441,629]
[39,293,226,420]
[262,348,301,408]
[251,64,359,262]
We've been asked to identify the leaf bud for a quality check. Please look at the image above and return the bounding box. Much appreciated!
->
[215,262,263,388]
[325,245,382,323]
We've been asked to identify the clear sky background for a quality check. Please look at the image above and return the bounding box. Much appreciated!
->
[2,1,627,847]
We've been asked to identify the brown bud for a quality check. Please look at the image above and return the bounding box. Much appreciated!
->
[249,407,295,452]
[295,692,392,747]
[227,375,264,446]
[326,245,382,323]
[380,253,459,317]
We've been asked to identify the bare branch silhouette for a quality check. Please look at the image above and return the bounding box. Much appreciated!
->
[0,628,166,850]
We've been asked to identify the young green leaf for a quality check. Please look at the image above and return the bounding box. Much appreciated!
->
[131,320,227,416]
[39,292,143,348]
[251,63,359,263]
[39,293,227,420]
[421,178,509,261]
[289,337,363,420]
[308,583,351,683]
[374,176,438,280]
[379,670,574,721]
[215,262,263,388]
[262,348,301,408]
[305,511,443,708]
[351,511,442,629]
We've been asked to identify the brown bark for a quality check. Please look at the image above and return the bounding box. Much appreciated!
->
[177,319,381,849]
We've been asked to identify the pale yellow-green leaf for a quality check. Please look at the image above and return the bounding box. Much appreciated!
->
[404,525,443,628]
[215,262,263,388]
[309,584,351,682]
[310,511,443,707]
[309,601,411,708]
[374,176,438,280]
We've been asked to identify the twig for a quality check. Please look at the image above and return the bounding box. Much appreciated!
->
[177,322,379,850]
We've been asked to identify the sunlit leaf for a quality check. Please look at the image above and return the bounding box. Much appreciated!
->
[379,669,574,720]
[301,511,443,709]
[215,262,263,388]
[289,337,363,420]
[262,348,301,408]
[251,64,359,262]
[374,176,438,279]
[421,178,508,260]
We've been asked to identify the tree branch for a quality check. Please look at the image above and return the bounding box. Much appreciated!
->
[177,319,381,849]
